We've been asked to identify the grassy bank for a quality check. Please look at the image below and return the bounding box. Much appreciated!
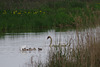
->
[0,0,100,33]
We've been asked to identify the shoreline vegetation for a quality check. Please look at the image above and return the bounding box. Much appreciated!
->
[43,39,100,67]
[0,0,100,33]
[45,31,100,67]
[26,31,100,67]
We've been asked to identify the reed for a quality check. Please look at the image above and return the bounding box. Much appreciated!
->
[35,30,100,67]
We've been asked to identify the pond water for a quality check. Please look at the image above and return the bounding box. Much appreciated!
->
[0,27,100,67]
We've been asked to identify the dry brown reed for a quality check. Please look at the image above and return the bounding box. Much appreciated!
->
[25,29,100,67]
[43,29,100,67]
[23,26,100,67]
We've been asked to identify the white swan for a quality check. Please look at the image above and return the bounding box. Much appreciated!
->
[47,36,66,47]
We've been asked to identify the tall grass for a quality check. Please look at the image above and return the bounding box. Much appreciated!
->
[24,28,100,67]
[35,30,100,67]
[0,0,100,33]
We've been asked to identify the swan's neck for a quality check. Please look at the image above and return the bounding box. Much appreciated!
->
[49,37,52,46]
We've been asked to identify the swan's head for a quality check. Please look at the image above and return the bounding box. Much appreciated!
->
[47,36,51,39]
[47,36,52,46]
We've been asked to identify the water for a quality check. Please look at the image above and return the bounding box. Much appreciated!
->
[0,27,100,67]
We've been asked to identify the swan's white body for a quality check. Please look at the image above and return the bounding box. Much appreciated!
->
[47,36,66,47]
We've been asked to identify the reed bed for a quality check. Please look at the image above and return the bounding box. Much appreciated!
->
[34,30,100,67]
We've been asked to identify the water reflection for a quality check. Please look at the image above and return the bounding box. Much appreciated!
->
[0,27,100,67]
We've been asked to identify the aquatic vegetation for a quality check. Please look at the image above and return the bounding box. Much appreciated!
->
[35,30,100,67]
